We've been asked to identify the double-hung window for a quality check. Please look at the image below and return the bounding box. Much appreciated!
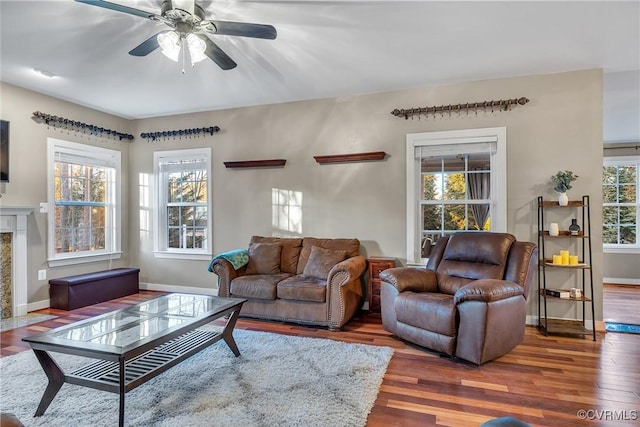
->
[154,148,212,259]
[603,156,639,252]
[47,138,121,266]
[406,128,507,264]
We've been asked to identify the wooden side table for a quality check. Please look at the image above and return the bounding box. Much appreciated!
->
[367,257,396,314]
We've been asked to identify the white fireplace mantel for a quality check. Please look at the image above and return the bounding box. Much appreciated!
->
[1,206,35,316]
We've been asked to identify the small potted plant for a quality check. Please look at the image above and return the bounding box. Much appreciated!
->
[551,170,578,205]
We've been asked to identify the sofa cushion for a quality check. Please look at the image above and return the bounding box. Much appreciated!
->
[250,236,303,274]
[297,237,360,274]
[277,275,327,302]
[396,292,457,337]
[302,246,347,280]
[230,273,292,300]
[245,242,282,275]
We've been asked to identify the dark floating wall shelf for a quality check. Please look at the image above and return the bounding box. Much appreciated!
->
[313,151,387,164]
[223,159,287,169]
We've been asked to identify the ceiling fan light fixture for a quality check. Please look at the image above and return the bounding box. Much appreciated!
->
[186,33,207,65]
[157,31,181,62]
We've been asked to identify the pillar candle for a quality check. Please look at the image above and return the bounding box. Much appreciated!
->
[553,254,562,265]
[569,255,579,265]
[560,250,569,265]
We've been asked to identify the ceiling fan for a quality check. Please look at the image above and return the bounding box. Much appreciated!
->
[75,0,277,71]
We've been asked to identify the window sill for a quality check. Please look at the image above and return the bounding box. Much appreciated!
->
[47,252,122,268]
[603,246,640,254]
[153,251,212,261]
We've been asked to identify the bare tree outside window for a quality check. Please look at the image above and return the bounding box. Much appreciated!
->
[54,161,109,253]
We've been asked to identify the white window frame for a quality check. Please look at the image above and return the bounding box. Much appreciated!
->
[406,127,507,265]
[47,138,122,267]
[154,148,212,260]
[603,155,640,254]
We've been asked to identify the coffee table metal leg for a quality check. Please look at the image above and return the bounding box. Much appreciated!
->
[119,358,125,427]
[32,349,65,417]
[222,308,242,357]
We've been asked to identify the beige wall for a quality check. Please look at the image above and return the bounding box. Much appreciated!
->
[0,83,132,304]
[1,68,605,322]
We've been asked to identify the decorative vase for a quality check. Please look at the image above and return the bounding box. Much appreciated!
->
[558,192,569,206]
[549,222,559,236]
[569,218,581,236]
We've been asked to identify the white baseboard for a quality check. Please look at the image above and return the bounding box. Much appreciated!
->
[603,277,640,285]
[27,299,51,313]
[139,282,219,296]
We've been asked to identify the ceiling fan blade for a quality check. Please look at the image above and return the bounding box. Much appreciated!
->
[129,32,165,56]
[74,0,158,20]
[198,35,237,70]
[205,21,277,40]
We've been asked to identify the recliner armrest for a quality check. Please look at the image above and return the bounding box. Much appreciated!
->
[454,279,524,305]
[379,267,438,293]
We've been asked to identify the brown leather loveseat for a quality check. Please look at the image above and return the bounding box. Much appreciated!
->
[210,236,366,330]
[379,232,537,365]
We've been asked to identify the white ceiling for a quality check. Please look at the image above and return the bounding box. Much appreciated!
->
[1,0,639,126]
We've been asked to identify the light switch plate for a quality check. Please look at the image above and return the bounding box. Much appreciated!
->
[38,270,46,281]
[39,202,48,213]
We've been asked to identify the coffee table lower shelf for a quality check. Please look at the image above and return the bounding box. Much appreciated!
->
[67,329,220,393]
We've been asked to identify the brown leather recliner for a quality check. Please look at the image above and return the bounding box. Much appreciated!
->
[380,232,537,365]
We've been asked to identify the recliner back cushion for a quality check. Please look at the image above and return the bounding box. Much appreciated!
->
[436,232,515,295]
[250,236,303,274]
[297,237,360,274]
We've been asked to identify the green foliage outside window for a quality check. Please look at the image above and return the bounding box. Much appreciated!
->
[603,164,637,245]
[421,168,491,236]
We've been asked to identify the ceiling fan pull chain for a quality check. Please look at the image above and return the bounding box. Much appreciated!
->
[181,36,186,74]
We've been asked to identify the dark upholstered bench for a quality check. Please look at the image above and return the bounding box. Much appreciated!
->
[49,268,140,310]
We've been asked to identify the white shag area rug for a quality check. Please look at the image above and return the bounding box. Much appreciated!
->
[1,326,393,427]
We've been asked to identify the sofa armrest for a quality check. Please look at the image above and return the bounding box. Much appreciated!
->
[379,267,438,293]
[454,279,524,305]
[328,255,367,286]
[209,258,245,297]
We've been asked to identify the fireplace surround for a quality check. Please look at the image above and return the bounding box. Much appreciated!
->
[0,206,34,317]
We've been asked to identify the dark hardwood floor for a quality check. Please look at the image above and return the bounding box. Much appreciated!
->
[2,289,639,427]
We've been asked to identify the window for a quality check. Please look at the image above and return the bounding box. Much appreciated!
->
[47,139,121,266]
[406,128,507,264]
[154,148,211,259]
[603,156,639,252]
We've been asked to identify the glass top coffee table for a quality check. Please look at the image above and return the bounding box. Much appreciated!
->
[22,293,246,426]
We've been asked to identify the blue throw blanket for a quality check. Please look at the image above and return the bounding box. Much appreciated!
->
[208,249,249,271]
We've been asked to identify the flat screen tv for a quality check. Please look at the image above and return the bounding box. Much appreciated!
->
[0,120,8,182]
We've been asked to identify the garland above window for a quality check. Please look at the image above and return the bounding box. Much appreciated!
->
[32,111,134,141]
[391,97,530,120]
[140,126,220,142]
